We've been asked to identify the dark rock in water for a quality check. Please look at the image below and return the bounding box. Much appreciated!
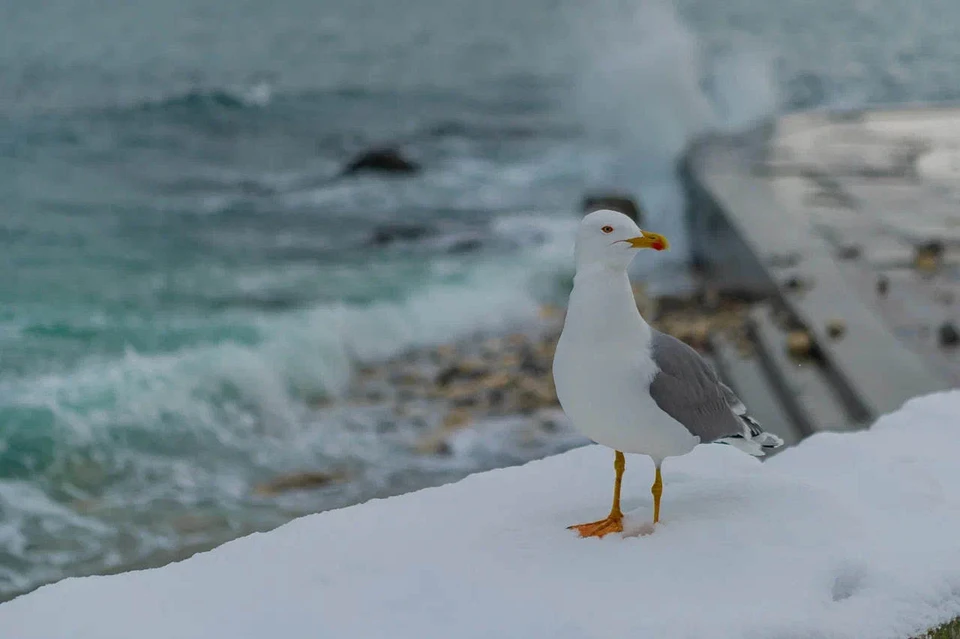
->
[369,224,432,246]
[445,237,483,254]
[581,193,643,223]
[342,147,420,175]
[938,322,960,348]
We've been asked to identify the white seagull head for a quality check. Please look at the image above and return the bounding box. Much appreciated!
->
[575,209,669,272]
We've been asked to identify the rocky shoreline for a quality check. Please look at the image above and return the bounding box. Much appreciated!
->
[258,286,754,494]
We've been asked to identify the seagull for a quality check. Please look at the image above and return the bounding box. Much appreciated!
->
[552,210,783,538]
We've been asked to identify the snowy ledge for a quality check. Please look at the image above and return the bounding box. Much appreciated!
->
[3,392,960,639]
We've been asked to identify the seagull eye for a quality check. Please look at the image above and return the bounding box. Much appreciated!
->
[601,225,614,234]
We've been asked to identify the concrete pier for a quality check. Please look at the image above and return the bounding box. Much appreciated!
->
[681,106,960,443]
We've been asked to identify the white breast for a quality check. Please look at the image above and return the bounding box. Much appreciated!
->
[552,269,699,463]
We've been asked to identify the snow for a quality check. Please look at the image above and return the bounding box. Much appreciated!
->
[4,391,960,639]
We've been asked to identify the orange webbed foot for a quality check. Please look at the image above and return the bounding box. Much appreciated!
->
[567,513,623,538]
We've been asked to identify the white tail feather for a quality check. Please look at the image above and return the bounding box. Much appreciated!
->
[753,431,784,448]
[719,413,785,457]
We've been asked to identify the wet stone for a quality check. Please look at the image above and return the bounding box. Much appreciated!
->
[876,275,890,297]
[253,470,348,496]
[442,408,473,431]
[343,147,420,176]
[826,319,847,340]
[787,330,814,359]
[914,241,944,275]
[938,322,960,348]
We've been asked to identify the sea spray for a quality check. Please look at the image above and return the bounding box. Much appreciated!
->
[564,0,779,265]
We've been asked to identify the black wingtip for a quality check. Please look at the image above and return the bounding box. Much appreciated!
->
[739,414,764,437]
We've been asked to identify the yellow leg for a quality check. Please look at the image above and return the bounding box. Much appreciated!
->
[651,465,663,524]
[568,451,625,538]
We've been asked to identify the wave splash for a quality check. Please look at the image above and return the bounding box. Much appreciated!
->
[566,0,779,259]
[0,213,579,597]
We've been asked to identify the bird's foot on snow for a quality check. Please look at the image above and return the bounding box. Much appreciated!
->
[567,513,623,538]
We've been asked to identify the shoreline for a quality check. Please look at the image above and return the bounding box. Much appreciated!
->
[283,282,753,483]
[3,281,753,604]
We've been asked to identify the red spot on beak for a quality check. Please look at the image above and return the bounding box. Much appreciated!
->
[652,240,665,251]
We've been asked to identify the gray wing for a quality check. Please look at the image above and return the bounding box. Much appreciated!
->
[719,380,747,415]
[647,330,745,444]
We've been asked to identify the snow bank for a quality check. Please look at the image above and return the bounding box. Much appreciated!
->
[3,391,960,639]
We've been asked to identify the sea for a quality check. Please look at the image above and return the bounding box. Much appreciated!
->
[2,0,959,598]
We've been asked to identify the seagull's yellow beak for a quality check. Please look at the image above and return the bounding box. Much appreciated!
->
[625,231,670,251]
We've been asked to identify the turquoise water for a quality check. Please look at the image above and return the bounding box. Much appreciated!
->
[3,0,960,596]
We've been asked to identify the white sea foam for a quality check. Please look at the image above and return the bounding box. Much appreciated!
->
[2,212,578,443]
